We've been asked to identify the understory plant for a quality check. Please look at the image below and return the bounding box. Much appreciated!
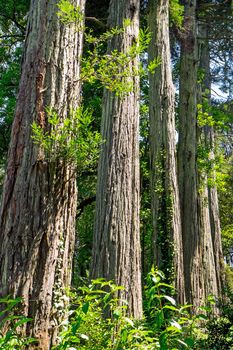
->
[1,270,232,349]
[55,268,200,350]
[0,296,36,349]
[195,287,233,350]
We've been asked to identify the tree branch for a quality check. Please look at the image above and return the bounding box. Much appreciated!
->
[77,196,96,218]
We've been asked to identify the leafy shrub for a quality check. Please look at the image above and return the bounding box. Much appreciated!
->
[0,296,36,349]
[202,317,233,349]
[55,268,200,349]
[2,270,232,349]
[32,106,101,172]
[55,279,156,349]
[225,266,233,293]
[195,287,233,350]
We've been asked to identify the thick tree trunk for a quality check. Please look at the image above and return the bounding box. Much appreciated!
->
[91,0,142,318]
[178,0,218,307]
[148,0,185,303]
[0,0,85,348]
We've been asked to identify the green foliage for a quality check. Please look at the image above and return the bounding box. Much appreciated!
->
[58,1,157,96]
[0,296,36,349]
[197,103,229,130]
[169,0,184,28]
[0,46,22,161]
[139,100,154,277]
[219,155,233,238]
[74,169,97,283]
[225,266,233,292]
[84,19,131,46]
[197,142,228,193]
[152,151,175,280]
[82,26,155,96]
[148,57,162,75]
[203,317,233,349]
[195,290,233,350]
[32,107,101,172]
[0,0,29,34]
[196,102,229,192]
[0,0,29,194]
[221,224,233,256]
[2,272,233,350]
[55,279,130,349]
[144,267,201,350]
[57,0,84,26]
[55,269,201,350]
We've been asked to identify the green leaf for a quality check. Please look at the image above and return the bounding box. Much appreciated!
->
[113,309,121,319]
[123,317,134,327]
[79,333,89,341]
[152,276,161,284]
[14,317,32,328]
[166,326,181,333]
[184,337,195,347]
[121,329,128,343]
[194,313,208,321]
[157,283,175,289]
[82,302,89,314]
[177,339,189,348]
[71,315,82,334]
[163,305,178,311]
[169,320,182,330]
[163,295,176,306]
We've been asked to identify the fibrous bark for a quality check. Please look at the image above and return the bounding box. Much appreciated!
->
[91,0,142,318]
[208,147,225,296]
[0,0,85,348]
[148,0,185,303]
[178,0,219,307]
[198,20,224,298]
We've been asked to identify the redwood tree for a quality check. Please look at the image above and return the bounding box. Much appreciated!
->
[198,18,224,297]
[148,0,185,303]
[91,0,142,318]
[178,0,219,307]
[0,0,85,348]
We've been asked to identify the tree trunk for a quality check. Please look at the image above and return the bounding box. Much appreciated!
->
[208,138,225,296]
[198,20,224,298]
[148,0,185,303]
[178,0,218,307]
[91,0,142,318]
[0,0,85,348]
[195,24,219,307]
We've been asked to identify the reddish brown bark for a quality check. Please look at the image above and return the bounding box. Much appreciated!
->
[148,0,185,304]
[0,0,85,348]
[91,0,142,318]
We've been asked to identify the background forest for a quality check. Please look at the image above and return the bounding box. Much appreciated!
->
[0,0,233,349]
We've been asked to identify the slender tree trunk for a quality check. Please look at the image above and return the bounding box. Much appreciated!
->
[148,0,185,303]
[208,137,225,296]
[195,27,219,307]
[91,0,142,318]
[178,0,203,307]
[178,0,219,307]
[0,0,85,348]
[196,54,218,305]
[198,21,224,297]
